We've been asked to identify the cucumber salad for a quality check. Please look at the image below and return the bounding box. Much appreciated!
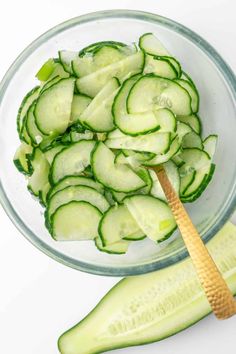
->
[14,33,217,255]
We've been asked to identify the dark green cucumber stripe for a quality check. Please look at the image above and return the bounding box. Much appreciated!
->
[17,86,40,138]
[181,164,216,203]
[79,41,127,57]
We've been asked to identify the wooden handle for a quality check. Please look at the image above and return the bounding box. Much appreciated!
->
[154,165,236,319]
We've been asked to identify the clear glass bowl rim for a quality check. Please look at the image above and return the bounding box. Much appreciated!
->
[0,9,236,276]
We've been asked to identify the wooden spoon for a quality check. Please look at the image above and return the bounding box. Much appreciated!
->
[151,164,236,319]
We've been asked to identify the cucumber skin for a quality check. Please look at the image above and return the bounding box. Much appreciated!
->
[58,222,236,354]
[181,164,215,203]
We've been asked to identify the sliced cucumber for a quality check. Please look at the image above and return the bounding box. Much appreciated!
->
[47,175,104,201]
[79,41,126,57]
[76,51,144,97]
[13,142,33,175]
[99,204,143,246]
[52,201,102,241]
[150,160,180,201]
[82,79,120,132]
[127,75,192,116]
[182,131,203,149]
[123,229,146,241]
[47,185,109,223]
[203,134,218,159]
[124,195,176,242]
[58,50,78,74]
[91,142,146,192]
[40,75,62,94]
[143,136,181,166]
[183,164,211,197]
[178,148,210,177]
[58,222,236,354]
[25,102,44,145]
[95,237,130,255]
[139,33,170,57]
[80,78,119,125]
[175,79,199,113]
[72,45,128,77]
[181,164,215,202]
[70,94,92,124]
[48,62,70,80]
[114,103,176,136]
[106,131,171,155]
[122,150,155,162]
[144,55,177,79]
[35,78,75,135]
[50,140,95,184]
[177,114,202,135]
[44,145,65,165]
[39,182,51,206]
[180,170,196,195]
[28,148,50,196]
[18,87,41,143]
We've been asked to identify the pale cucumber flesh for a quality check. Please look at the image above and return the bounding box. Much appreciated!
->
[58,223,236,354]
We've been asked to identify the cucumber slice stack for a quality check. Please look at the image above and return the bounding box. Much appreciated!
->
[14,34,218,254]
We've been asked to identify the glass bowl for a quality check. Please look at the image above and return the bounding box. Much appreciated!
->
[0,10,236,276]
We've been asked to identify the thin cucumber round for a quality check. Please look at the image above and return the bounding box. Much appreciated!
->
[91,142,146,193]
[124,195,176,242]
[99,204,143,246]
[50,140,96,185]
[47,185,109,224]
[94,237,130,255]
[127,75,192,116]
[35,78,75,135]
[47,175,104,201]
[51,201,102,241]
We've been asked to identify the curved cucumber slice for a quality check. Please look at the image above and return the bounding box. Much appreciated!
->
[58,222,236,354]
[99,204,143,246]
[95,237,130,255]
[50,140,95,184]
[17,86,40,137]
[13,142,33,175]
[44,145,65,165]
[144,55,177,79]
[25,102,44,145]
[203,134,218,159]
[127,75,192,116]
[27,148,50,197]
[52,201,102,241]
[177,114,202,135]
[91,142,146,193]
[124,195,176,242]
[80,78,119,126]
[84,84,119,132]
[70,94,92,124]
[182,131,203,149]
[179,148,210,176]
[180,170,196,195]
[72,45,128,77]
[181,164,215,203]
[76,51,144,97]
[143,136,181,166]
[79,40,126,57]
[48,176,104,200]
[106,131,171,155]
[150,160,180,201]
[139,33,170,57]
[35,78,75,135]
[175,79,199,113]
[58,50,78,74]
[47,185,109,222]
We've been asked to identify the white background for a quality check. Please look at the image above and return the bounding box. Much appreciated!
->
[0,1,236,353]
